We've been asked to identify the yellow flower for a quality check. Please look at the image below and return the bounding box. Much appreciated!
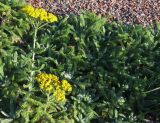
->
[48,13,58,22]
[22,5,34,13]
[35,73,60,93]
[45,85,53,92]
[22,5,58,23]
[53,89,66,102]
[35,73,72,102]
[34,9,41,18]
[52,81,60,88]
[61,80,72,92]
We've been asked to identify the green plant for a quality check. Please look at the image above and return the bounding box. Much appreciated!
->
[0,1,160,122]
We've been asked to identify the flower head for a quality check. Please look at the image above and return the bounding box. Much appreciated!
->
[22,5,57,23]
[53,89,66,102]
[62,80,72,92]
[35,73,72,102]
[36,73,59,93]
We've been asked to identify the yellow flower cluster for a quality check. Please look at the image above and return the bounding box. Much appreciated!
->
[53,89,66,102]
[22,5,57,23]
[62,80,72,92]
[36,73,59,92]
[36,73,72,102]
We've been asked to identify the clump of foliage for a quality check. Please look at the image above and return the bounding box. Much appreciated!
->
[0,0,160,122]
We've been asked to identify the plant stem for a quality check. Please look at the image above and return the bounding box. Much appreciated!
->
[44,94,50,113]
[144,86,160,94]
[32,27,38,67]
[29,25,38,91]
[38,23,48,30]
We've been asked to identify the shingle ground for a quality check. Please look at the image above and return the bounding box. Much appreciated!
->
[27,0,160,25]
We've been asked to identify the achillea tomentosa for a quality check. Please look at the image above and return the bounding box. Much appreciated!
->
[22,5,57,23]
[36,73,72,102]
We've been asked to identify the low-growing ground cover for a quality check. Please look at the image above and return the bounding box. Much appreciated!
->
[0,0,160,122]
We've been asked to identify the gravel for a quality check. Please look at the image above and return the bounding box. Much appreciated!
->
[27,0,160,26]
